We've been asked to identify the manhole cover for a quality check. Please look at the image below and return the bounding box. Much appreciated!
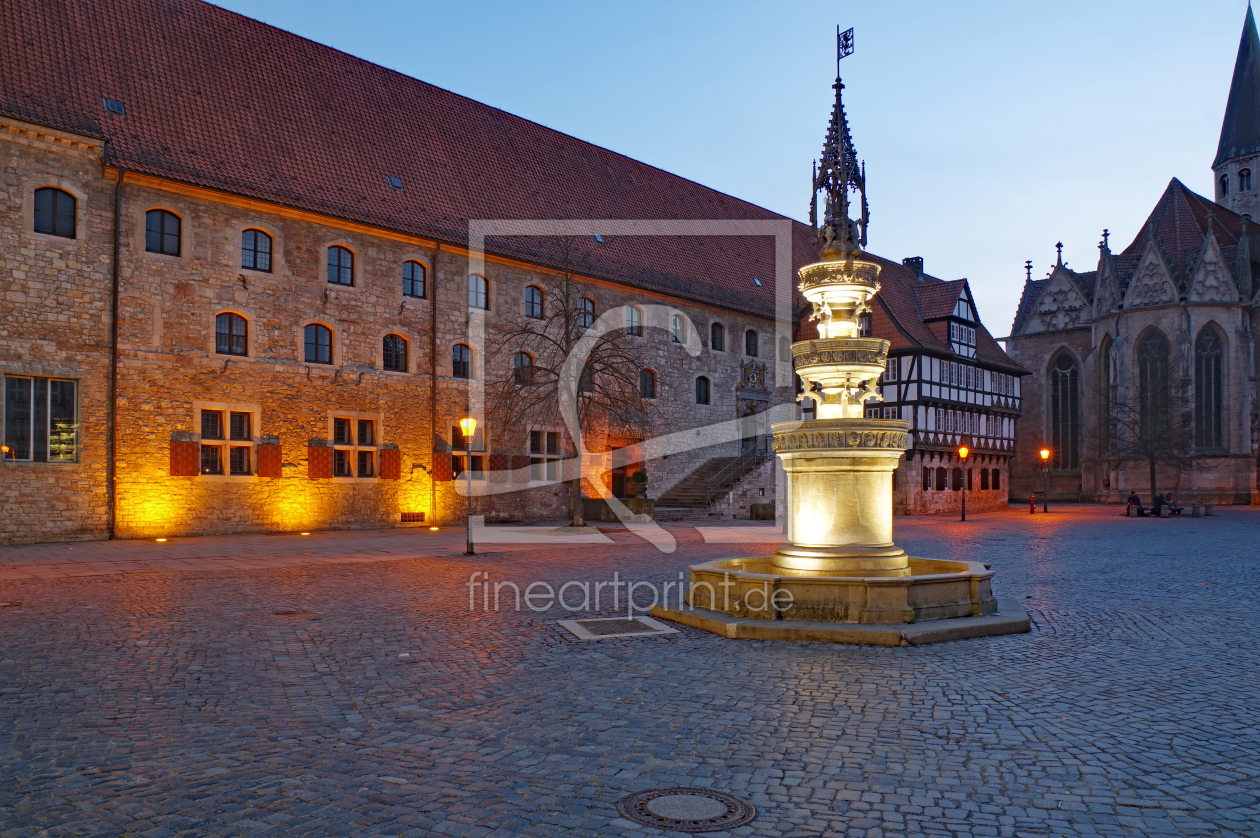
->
[616,787,755,833]
[558,616,680,641]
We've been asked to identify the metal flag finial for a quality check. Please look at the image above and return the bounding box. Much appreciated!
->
[837,26,854,76]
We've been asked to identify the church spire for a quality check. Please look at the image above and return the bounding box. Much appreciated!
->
[1214,5,1260,168]
[811,27,869,261]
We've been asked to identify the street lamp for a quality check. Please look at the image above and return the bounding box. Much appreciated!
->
[958,446,969,521]
[460,416,477,556]
[1039,448,1050,513]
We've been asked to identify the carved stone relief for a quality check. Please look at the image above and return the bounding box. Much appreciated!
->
[1124,257,1178,308]
[1188,254,1238,302]
[1026,272,1087,333]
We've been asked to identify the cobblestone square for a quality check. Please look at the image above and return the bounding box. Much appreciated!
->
[1,506,1257,838]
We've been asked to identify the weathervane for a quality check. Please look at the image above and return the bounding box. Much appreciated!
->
[810,26,869,261]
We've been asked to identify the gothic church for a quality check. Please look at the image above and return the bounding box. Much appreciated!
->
[1007,8,1260,504]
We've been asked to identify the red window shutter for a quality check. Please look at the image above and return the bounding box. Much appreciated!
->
[488,453,510,482]
[169,440,199,477]
[380,448,401,480]
[308,446,333,479]
[433,452,452,482]
[256,443,282,478]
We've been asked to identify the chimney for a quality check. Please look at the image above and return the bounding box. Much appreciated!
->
[902,256,924,282]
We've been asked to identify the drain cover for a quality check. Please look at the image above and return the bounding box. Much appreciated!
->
[616,788,755,833]
[558,616,679,641]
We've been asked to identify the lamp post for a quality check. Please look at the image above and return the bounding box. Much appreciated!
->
[1039,448,1050,513]
[460,416,477,556]
[958,445,969,521]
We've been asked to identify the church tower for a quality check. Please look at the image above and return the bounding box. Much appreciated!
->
[1214,6,1260,219]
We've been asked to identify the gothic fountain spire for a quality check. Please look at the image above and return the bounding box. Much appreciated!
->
[811,26,869,261]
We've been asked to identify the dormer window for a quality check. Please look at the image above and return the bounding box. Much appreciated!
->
[949,321,977,358]
[1221,174,1230,196]
[1242,169,1252,191]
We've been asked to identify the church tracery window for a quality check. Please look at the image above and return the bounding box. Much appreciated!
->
[1242,169,1252,191]
[1137,330,1170,446]
[1195,327,1224,450]
[1049,353,1079,470]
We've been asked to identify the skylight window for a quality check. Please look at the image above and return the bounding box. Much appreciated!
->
[102,98,126,117]
[387,176,404,191]
[751,277,763,287]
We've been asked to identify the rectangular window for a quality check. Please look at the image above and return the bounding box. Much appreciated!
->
[201,444,223,474]
[229,411,251,440]
[923,468,932,491]
[5,376,77,462]
[357,449,374,477]
[229,446,252,475]
[334,449,352,476]
[334,418,352,445]
[529,429,561,481]
[202,410,224,439]
[358,420,374,445]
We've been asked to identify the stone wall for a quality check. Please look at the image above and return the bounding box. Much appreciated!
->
[895,449,1011,516]
[1,131,795,542]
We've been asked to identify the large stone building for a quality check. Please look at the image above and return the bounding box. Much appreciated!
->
[0,0,1021,544]
[1007,9,1260,505]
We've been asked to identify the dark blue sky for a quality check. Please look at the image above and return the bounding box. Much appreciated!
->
[212,0,1246,332]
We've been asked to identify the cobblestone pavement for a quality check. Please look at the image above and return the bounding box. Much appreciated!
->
[1,506,1257,838]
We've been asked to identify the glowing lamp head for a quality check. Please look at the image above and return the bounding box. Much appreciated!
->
[429,526,440,531]
[958,446,969,460]
[1040,448,1050,462]
[1,445,8,453]
[459,417,477,439]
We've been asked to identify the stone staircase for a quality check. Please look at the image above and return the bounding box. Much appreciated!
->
[652,450,769,521]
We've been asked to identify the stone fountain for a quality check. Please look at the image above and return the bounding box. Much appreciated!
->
[654,59,1027,644]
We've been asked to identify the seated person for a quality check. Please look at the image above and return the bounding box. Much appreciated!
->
[1153,493,1166,516]
[1165,495,1182,515]
[1126,491,1146,516]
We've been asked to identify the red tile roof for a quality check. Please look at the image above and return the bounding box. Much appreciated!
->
[1,0,1021,370]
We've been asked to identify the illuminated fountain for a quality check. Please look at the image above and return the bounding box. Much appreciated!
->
[657,53,1025,640]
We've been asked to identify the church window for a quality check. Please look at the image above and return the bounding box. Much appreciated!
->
[327,246,354,286]
[671,314,685,343]
[1195,328,1224,450]
[1242,169,1252,191]
[514,352,534,385]
[215,313,248,356]
[745,329,758,356]
[626,306,643,336]
[710,322,725,351]
[146,209,181,256]
[34,188,76,238]
[579,297,597,329]
[1137,331,1170,447]
[1049,353,1079,470]
[403,261,426,298]
[1220,173,1230,197]
[241,229,272,272]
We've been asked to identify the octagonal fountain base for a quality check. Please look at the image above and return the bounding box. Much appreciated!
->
[652,557,1029,646]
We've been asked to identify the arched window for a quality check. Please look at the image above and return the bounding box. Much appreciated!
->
[1138,330,1170,443]
[403,261,426,298]
[1242,169,1252,191]
[304,324,332,364]
[578,297,596,329]
[467,274,489,310]
[327,246,353,286]
[33,187,76,238]
[452,344,472,379]
[1049,353,1079,470]
[1195,328,1224,450]
[626,306,643,336]
[745,329,758,356]
[524,285,544,319]
[710,322,725,351]
[383,334,408,372]
[242,229,272,272]
[640,368,657,399]
[215,313,248,356]
[145,209,181,256]
[671,314,686,343]
[696,376,711,405]
[1221,174,1230,196]
[514,351,535,385]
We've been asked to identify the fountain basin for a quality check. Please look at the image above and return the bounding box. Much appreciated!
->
[686,556,996,624]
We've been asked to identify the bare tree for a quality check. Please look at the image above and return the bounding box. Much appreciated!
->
[1100,364,1198,500]
[484,237,654,527]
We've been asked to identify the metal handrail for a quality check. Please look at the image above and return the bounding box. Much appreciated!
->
[705,436,770,507]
